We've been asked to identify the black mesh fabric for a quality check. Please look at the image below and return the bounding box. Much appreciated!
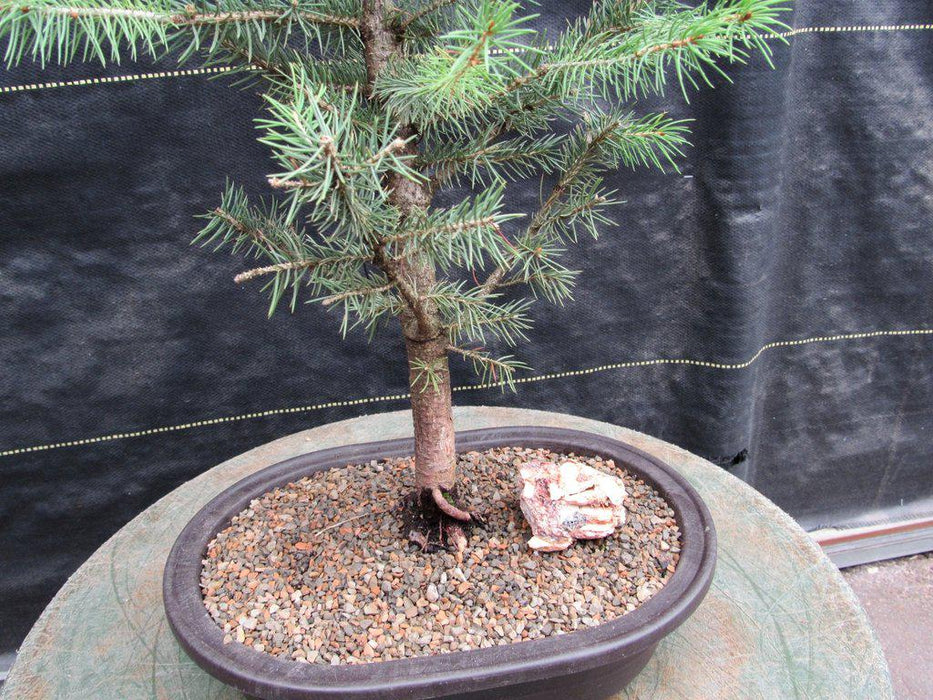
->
[1,1,931,654]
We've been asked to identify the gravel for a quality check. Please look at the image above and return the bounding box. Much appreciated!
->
[200,446,682,665]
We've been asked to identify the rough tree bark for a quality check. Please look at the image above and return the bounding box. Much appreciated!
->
[361,0,468,530]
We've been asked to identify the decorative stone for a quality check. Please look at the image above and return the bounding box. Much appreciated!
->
[519,459,627,552]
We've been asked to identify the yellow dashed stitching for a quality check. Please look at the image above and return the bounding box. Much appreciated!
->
[773,23,933,38]
[0,65,252,94]
[451,329,933,391]
[0,327,929,457]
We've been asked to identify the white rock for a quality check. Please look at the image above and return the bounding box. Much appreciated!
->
[527,535,574,552]
[519,459,627,552]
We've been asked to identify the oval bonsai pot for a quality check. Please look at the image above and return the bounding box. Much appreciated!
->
[163,425,716,700]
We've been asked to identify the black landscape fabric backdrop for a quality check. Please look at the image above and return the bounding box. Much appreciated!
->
[1,0,932,656]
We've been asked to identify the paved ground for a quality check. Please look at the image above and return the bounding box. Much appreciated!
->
[842,553,933,700]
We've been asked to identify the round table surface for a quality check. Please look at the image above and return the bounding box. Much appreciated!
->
[2,407,892,699]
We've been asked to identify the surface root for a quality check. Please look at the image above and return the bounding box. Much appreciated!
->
[402,487,484,554]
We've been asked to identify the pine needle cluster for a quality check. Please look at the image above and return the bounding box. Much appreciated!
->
[1,0,789,388]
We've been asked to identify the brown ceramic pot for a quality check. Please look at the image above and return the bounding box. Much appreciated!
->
[163,426,716,699]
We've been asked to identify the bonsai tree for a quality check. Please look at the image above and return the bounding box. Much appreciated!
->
[1,0,787,546]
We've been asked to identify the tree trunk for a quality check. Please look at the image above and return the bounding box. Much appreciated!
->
[360,0,460,497]
[405,333,457,490]
[390,177,458,494]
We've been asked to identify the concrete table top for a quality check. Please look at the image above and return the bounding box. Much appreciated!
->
[2,407,892,699]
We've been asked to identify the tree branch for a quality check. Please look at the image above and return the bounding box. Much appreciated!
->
[477,119,619,296]
[446,344,524,384]
[427,94,560,191]
[383,216,498,244]
[269,133,359,209]
[365,136,409,165]
[495,270,572,290]
[217,39,342,114]
[212,206,294,261]
[16,4,360,29]
[320,282,394,306]
[268,136,410,186]
[372,243,438,335]
[498,10,763,98]
[234,254,370,284]
[397,0,458,31]
[267,134,407,188]
[446,310,520,336]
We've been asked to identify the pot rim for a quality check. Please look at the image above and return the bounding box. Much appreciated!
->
[163,425,717,699]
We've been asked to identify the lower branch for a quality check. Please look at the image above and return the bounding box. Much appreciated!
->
[16,4,360,29]
[373,244,438,337]
[477,123,618,297]
[234,254,371,284]
[320,282,394,306]
[233,259,316,284]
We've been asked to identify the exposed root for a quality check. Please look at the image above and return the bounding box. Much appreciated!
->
[402,487,484,553]
[430,486,472,521]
